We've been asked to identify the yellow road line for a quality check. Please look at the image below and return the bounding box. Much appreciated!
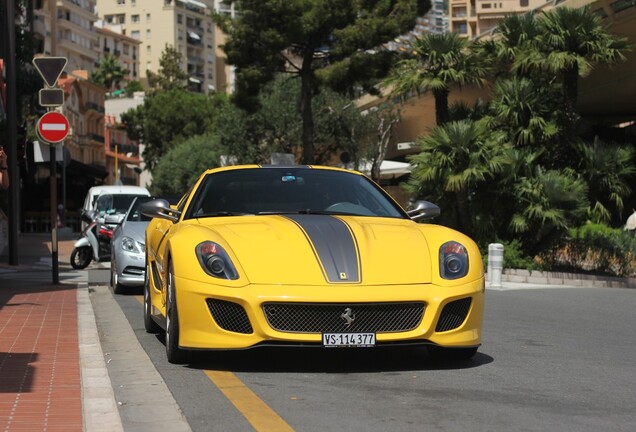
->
[133,295,293,431]
[205,370,294,432]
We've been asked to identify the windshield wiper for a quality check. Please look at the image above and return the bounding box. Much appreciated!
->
[255,210,361,216]
[195,211,252,217]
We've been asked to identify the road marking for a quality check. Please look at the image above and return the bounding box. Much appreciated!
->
[133,295,294,431]
[204,370,294,432]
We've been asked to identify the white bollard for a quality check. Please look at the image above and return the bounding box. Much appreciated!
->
[488,243,504,288]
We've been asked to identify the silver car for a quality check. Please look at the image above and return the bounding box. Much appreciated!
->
[110,196,154,294]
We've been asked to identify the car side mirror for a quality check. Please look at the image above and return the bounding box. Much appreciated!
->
[140,198,182,223]
[81,209,95,223]
[407,200,440,222]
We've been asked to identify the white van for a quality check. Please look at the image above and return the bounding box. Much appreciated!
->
[81,185,150,229]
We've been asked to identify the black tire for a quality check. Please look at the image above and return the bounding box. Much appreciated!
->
[70,247,92,270]
[144,262,161,334]
[111,258,125,294]
[165,260,189,364]
[427,346,478,362]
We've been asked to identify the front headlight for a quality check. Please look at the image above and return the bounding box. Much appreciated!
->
[439,241,469,280]
[121,236,144,254]
[196,241,239,280]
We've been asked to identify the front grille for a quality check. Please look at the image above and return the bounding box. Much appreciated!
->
[262,302,425,334]
[435,297,472,332]
[206,299,253,334]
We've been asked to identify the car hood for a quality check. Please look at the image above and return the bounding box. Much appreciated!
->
[120,221,149,242]
[197,214,432,285]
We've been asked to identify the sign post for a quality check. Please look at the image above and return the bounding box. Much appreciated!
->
[32,56,68,285]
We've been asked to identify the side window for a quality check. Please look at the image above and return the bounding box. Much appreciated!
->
[177,186,194,212]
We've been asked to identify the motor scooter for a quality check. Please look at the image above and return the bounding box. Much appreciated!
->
[70,210,114,269]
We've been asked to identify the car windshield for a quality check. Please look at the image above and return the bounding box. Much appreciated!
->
[185,167,406,219]
[126,196,155,222]
[97,194,149,215]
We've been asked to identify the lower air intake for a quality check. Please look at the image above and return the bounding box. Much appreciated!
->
[435,297,472,332]
[206,299,253,334]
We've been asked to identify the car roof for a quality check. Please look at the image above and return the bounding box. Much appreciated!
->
[88,185,150,196]
[200,164,362,176]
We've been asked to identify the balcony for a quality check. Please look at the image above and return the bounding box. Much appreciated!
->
[85,102,105,114]
[90,134,105,144]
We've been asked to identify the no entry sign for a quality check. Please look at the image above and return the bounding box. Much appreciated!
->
[37,111,70,144]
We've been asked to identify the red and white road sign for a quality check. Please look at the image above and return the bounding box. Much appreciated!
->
[37,111,70,144]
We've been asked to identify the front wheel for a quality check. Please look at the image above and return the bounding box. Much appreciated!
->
[165,260,189,364]
[70,247,92,269]
[111,258,125,294]
[144,263,161,334]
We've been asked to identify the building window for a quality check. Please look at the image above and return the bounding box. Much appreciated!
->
[131,30,140,39]
[177,14,183,24]
[146,29,151,39]
[131,14,139,23]
[520,0,529,6]
[146,45,151,54]
[123,44,129,55]
[482,3,491,8]
[147,61,152,72]
[146,13,151,23]
[117,0,125,5]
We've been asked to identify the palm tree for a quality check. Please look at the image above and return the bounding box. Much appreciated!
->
[509,167,589,256]
[91,54,127,91]
[406,119,509,237]
[487,77,559,149]
[384,32,488,125]
[485,12,540,75]
[513,6,630,136]
[576,138,635,224]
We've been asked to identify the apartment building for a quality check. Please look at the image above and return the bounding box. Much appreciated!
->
[428,0,451,34]
[33,0,100,71]
[385,1,450,52]
[450,0,546,38]
[95,23,142,85]
[211,0,237,93]
[96,0,217,94]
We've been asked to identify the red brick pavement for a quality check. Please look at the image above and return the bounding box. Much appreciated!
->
[0,234,83,432]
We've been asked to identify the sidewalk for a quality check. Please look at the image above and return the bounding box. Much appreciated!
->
[0,232,122,432]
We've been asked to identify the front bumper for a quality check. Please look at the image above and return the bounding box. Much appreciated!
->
[169,276,485,350]
[115,252,145,286]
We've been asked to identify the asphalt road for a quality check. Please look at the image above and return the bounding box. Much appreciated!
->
[96,284,636,432]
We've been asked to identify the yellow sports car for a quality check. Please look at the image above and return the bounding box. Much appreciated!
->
[141,165,485,364]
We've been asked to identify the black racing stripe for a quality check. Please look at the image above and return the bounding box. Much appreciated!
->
[285,215,360,283]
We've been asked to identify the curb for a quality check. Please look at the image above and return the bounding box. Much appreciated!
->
[77,283,124,432]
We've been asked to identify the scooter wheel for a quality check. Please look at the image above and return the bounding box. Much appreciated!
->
[70,247,93,269]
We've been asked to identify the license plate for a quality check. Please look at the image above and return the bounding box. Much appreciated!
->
[322,333,375,347]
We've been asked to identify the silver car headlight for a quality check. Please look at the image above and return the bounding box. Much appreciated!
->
[439,241,469,280]
[121,236,144,254]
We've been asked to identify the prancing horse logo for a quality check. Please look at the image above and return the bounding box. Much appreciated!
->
[340,307,355,327]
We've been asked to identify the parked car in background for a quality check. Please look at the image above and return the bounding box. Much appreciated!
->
[141,165,485,364]
[81,185,150,230]
[110,196,155,294]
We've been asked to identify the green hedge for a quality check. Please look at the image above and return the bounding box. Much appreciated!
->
[540,223,636,277]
